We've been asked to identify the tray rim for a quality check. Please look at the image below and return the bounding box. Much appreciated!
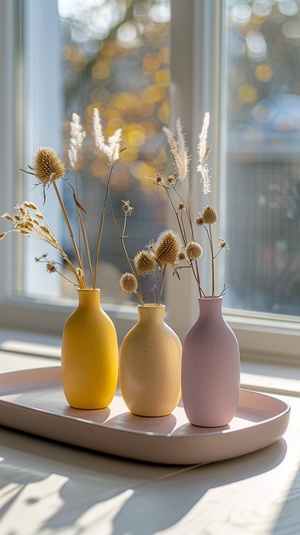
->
[0,366,291,465]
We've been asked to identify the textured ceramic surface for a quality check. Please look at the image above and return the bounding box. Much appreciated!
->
[61,288,118,409]
[120,304,182,417]
[182,297,240,427]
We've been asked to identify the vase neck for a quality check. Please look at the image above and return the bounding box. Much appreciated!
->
[77,288,101,308]
[137,304,165,323]
[198,297,223,319]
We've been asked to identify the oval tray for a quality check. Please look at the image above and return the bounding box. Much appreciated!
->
[0,367,290,465]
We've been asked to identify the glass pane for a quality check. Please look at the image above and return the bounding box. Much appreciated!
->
[21,0,170,304]
[222,0,300,317]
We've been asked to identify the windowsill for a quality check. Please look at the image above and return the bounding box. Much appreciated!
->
[0,328,299,396]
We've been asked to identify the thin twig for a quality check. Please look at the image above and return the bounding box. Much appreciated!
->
[53,181,85,286]
[92,164,114,288]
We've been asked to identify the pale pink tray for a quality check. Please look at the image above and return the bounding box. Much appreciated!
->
[0,367,290,465]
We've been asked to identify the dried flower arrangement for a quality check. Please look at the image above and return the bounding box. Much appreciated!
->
[0,109,123,290]
[116,113,227,304]
[144,112,228,299]
[116,199,183,305]
[162,112,228,297]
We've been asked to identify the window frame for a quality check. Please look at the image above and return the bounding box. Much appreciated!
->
[1,0,300,365]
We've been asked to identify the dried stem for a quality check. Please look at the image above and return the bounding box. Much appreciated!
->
[92,164,114,289]
[53,182,82,270]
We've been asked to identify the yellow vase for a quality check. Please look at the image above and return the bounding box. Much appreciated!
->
[119,304,182,417]
[61,288,118,409]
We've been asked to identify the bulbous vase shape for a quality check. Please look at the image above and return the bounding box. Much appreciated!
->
[61,289,118,409]
[120,304,182,417]
[182,297,240,427]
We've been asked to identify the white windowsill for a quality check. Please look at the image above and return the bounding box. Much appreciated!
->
[0,328,299,396]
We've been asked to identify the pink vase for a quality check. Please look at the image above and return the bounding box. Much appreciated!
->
[182,297,240,427]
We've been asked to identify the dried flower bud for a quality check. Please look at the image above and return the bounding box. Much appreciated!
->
[134,250,156,275]
[155,173,163,184]
[120,273,138,293]
[178,203,185,210]
[40,225,50,234]
[24,201,38,210]
[219,239,229,250]
[154,230,182,265]
[46,262,57,273]
[35,254,48,262]
[0,232,6,239]
[2,213,14,221]
[202,205,218,225]
[185,241,203,260]
[33,147,65,185]
[76,268,86,289]
[178,251,186,261]
[196,215,204,226]
[122,199,134,217]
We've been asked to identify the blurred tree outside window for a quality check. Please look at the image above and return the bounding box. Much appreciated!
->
[59,0,171,304]
[22,0,171,305]
[222,0,300,318]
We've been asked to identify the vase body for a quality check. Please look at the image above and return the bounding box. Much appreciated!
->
[182,297,240,427]
[61,289,118,409]
[120,304,182,417]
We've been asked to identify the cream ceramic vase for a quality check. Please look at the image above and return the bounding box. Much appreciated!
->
[182,297,240,427]
[61,288,118,409]
[119,304,182,417]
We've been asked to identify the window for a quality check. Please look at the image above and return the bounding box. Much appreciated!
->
[1,0,300,364]
[0,0,171,339]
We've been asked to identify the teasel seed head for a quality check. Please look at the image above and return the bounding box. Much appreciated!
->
[33,147,65,185]
[134,250,156,275]
[154,230,182,266]
[202,205,218,225]
[120,272,138,293]
[185,241,203,260]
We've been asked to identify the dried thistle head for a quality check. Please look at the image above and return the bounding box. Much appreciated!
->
[154,230,182,266]
[202,205,218,225]
[33,147,65,185]
[185,241,203,261]
[134,250,156,275]
[120,272,138,293]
